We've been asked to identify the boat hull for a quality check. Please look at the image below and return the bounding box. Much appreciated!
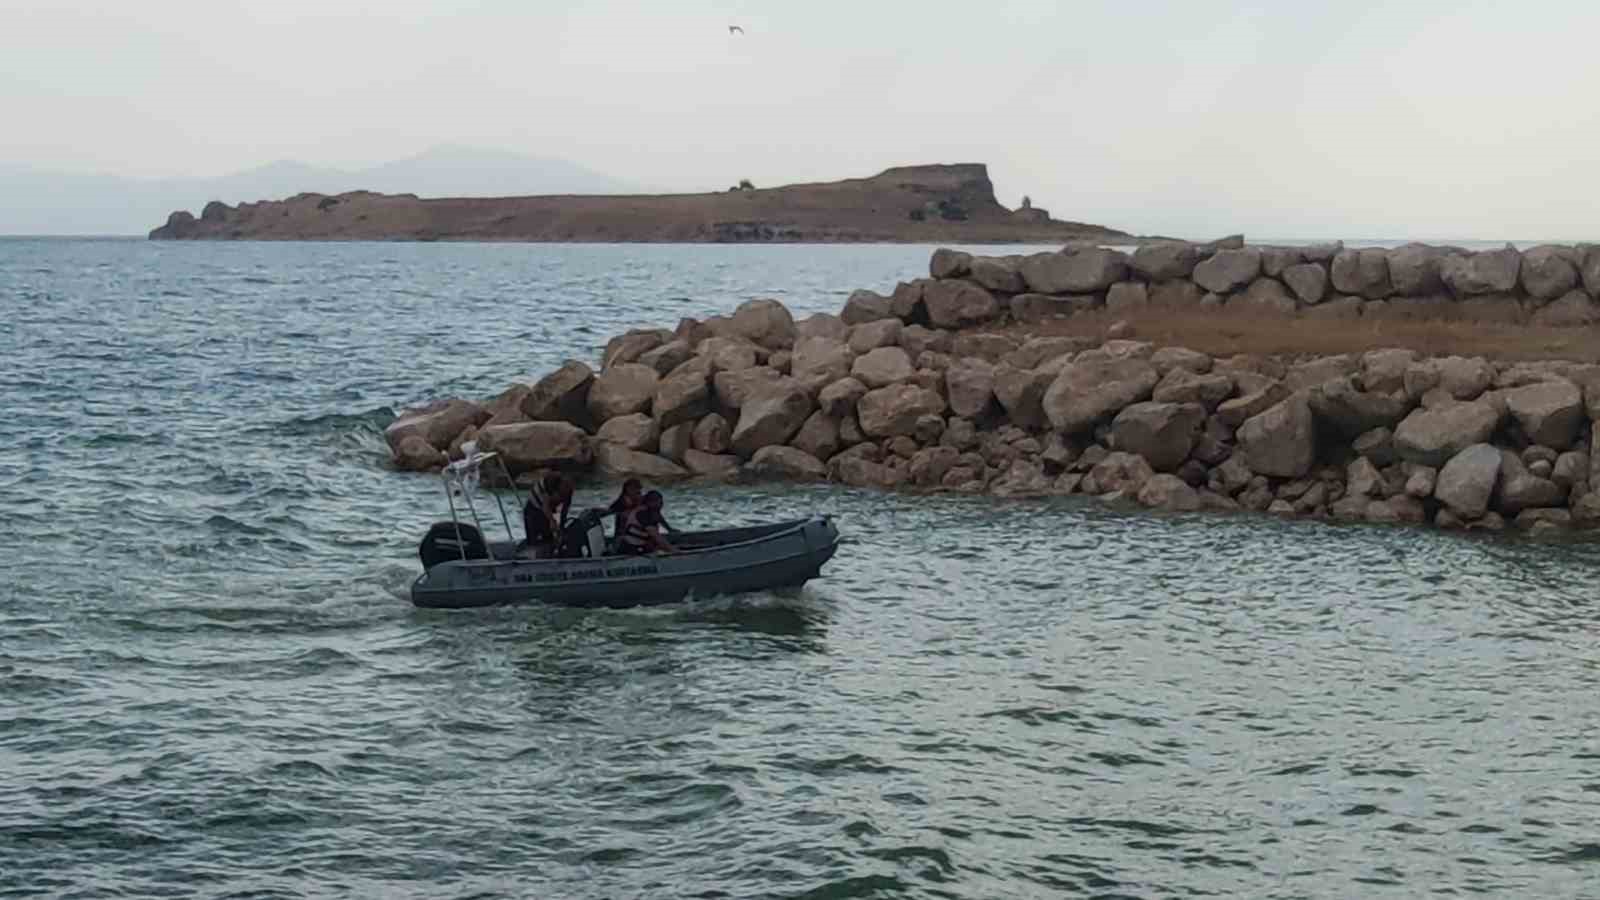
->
[409,516,840,610]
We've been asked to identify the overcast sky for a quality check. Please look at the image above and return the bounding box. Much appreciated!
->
[5,0,1599,240]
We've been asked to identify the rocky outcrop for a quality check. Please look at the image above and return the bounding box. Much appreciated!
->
[150,163,1132,244]
[387,245,1600,536]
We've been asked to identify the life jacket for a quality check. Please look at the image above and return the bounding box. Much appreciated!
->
[524,479,556,543]
[618,506,654,552]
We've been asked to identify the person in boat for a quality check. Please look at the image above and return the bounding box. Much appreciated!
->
[619,490,676,555]
[605,478,677,537]
[522,472,573,556]
[606,478,643,525]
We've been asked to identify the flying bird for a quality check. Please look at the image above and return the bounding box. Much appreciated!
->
[728,25,744,34]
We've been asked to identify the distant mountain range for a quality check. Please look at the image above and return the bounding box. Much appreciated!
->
[0,145,644,235]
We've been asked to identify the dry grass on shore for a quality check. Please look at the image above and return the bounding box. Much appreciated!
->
[996,308,1600,363]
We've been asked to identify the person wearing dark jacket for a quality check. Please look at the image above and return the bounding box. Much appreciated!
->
[522,472,573,555]
[618,490,675,555]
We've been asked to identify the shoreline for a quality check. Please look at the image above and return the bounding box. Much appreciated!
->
[384,238,1600,535]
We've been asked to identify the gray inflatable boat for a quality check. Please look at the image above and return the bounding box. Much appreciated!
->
[408,450,842,610]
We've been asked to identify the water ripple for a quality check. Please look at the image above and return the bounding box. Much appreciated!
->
[3,240,1600,898]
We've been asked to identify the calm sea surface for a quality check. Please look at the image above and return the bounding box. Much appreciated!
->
[4,239,1600,899]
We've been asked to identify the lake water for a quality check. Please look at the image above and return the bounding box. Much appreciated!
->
[4,239,1600,898]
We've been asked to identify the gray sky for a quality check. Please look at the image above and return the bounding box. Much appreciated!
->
[5,0,1599,240]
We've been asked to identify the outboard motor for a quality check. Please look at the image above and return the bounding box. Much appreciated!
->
[557,508,608,558]
[419,521,488,569]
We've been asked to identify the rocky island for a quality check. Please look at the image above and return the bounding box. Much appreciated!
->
[147,163,1128,244]
[384,238,1600,534]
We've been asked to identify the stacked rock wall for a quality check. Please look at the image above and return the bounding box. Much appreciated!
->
[915,238,1600,326]
[385,241,1600,533]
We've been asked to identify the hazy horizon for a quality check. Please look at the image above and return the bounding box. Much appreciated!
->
[6,0,1600,240]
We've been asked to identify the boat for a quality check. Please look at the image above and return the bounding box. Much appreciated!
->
[408,449,842,610]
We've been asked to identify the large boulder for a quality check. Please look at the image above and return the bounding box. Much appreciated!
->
[520,361,596,427]
[595,444,688,479]
[652,360,712,428]
[1405,356,1493,402]
[1226,278,1298,315]
[901,324,953,359]
[1106,281,1148,313]
[922,280,1000,329]
[930,248,973,279]
[712,366,785,411]
[789,411,842,461]
[1330,248,1392,299]
[682,448,741,476]
[1531,290,1600,326]
[828,455,907,490]
[602,328,671,369]
[1583,245,1600,298]
[1495,449,1564,513]
[726,299,796,350]
[480,384,531,428]
[1440,247,1521,295]
[840,289,895,325]
[386,398,488,452]
[594,412,659,452]
[945,359,997,419]
[1136,473,1202,511]
[850,346,916,389]
[1238,396,1316,478]
[658,423,692,462]
[1080,451,1155,495]
[794,312,849,342]
[1215,379,1289,428]
[789,336,854,384]
[1286,355,1359,391]
[1192,247,1262,294]
[1110,402,1206,471]
[1282,263,1329,304]
[952,333,1019,362]
[636,340,693,376]
[1504,379,1584,449]
[1386,244,1446,296]
[1260,246,1305,277]
[1520,246,1580,300]
[1005,336,1090,370]
[748,445,827,480]
[1306,376,1411,437]
[992,364,1055,429]
[1392,402,1502,466]
[1149,280,1206,309]
[1361,348,1418,394]
[847,319,903,354]
[968,256,1027,293]
[730,381,814,457]
[1150,346,1213,376]
[1153,368,1234,410]
[818,376,868,418]
[587,362,660,423]
[476,421,593,472]
[1018,248,1129,294]
[1042,358,1160,434]
[691,413,732,454]
[1131,242,1200,281]
[696,337,761,372]
[857,384,947,438]
[393,435,446,471]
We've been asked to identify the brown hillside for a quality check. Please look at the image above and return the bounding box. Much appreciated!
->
[148,164,1129,244]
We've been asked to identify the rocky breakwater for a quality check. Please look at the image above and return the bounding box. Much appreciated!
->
[383,241,1600,534]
